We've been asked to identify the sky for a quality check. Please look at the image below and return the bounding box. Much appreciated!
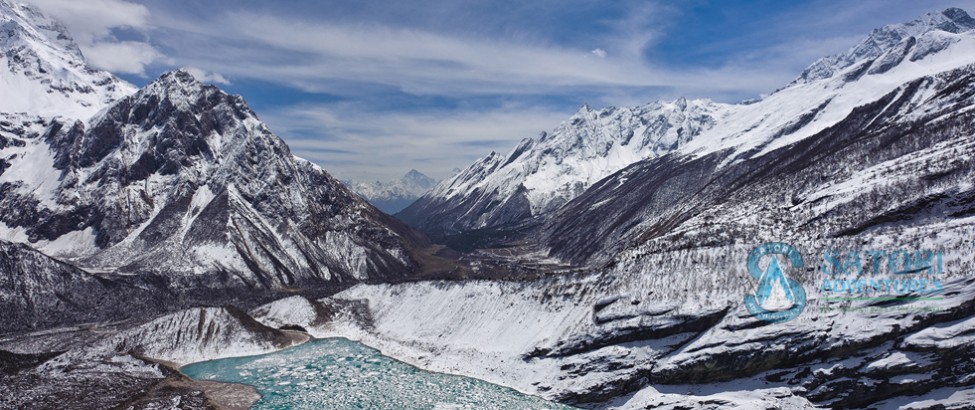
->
[22,0,975,182]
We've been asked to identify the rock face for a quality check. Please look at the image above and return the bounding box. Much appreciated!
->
[0,2,438,332]
[350,169,438,214]
[0,239,173,333]
[0,70,428,299]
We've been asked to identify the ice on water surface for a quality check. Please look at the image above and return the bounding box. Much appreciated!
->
[182,338,575,410]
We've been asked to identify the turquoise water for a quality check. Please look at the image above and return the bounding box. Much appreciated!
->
[181,338,576,410]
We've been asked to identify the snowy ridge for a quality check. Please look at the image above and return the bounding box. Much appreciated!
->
[544,59,975,265]
[40,307,307,367]
[0,0,134,119]
[400,98,721,235]
[679,15,975,162]
[405,7,975,239]
[796,7,975,83]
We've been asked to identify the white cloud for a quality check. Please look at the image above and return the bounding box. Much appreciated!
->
[24,0,162,75]
[83,41,161,75]
[262,103,570,181]
[183,67,231,85]
[591,48,607,58]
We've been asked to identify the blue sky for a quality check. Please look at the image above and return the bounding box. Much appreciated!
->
[24,0,975,182]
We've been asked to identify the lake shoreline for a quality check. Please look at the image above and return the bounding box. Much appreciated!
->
[179,336,577,409]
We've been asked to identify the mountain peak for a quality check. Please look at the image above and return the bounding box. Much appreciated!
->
[927,7,975,31]
[674,96,688,110]
[404,169,426,178]
[797,7,975,84]
[159,68,201,83]
[942,7,975,25]
[124,69,249,121]
[350,169,439,213]
[143,69,207,97]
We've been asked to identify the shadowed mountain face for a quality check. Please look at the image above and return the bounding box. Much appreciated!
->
[404,8,975,248]
[0,70,431,296]
[0,239,174,333]
[543,67,975,266]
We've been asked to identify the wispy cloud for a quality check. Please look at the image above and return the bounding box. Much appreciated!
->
[262,102,569,181]
[182,66,230,85]
[156,12,659,95]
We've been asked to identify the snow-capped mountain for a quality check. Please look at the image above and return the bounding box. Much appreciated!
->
[349,169,438,214]
[0,0,134,119]
[399,99,722,236]
[532,7,975,266]
[404,7,975,241]
[4,5,975,410]
[0,70,427,297]
[0,2,441,312]
[796,7,975,83]
[545,61,975,265]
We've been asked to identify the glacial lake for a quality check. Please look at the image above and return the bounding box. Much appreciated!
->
[181,338,576,409]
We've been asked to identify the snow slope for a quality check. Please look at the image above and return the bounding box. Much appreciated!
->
[399,98,722,235]
[404,7,975,241]
[0,0,134,119]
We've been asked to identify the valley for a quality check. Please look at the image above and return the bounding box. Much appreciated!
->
[1,2,974,409]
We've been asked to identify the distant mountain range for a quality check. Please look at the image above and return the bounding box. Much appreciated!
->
[348,169,438,214]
